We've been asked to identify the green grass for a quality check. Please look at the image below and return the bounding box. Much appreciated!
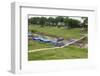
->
[28,40,54,50]
[28,45,88,61]
[29,25,84,39]
[28,25,88,60]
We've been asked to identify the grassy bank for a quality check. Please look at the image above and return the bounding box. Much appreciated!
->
[28,45,88,60]
[28,25,83,39]
[28,40,54,50]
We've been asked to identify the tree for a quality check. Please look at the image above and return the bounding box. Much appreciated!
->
[47,17,55,26]
[28,16,81,28]
[64,17,69,29]
[55,16,64,27]
[81,17,88,28]
[39,17,47,27]
[64,17,81,29]
[81,17,88,32]
[68,19,81,28]
[28,17,40,25]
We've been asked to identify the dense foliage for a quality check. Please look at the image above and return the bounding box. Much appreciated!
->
[28,16,88,28]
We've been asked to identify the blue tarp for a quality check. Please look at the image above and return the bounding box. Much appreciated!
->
[32,36,57,43]
[32,35,65,47]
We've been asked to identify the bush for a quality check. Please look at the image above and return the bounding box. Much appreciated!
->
[31,30,37,33]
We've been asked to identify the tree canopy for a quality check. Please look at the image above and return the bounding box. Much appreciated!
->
[28,16,87,28]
